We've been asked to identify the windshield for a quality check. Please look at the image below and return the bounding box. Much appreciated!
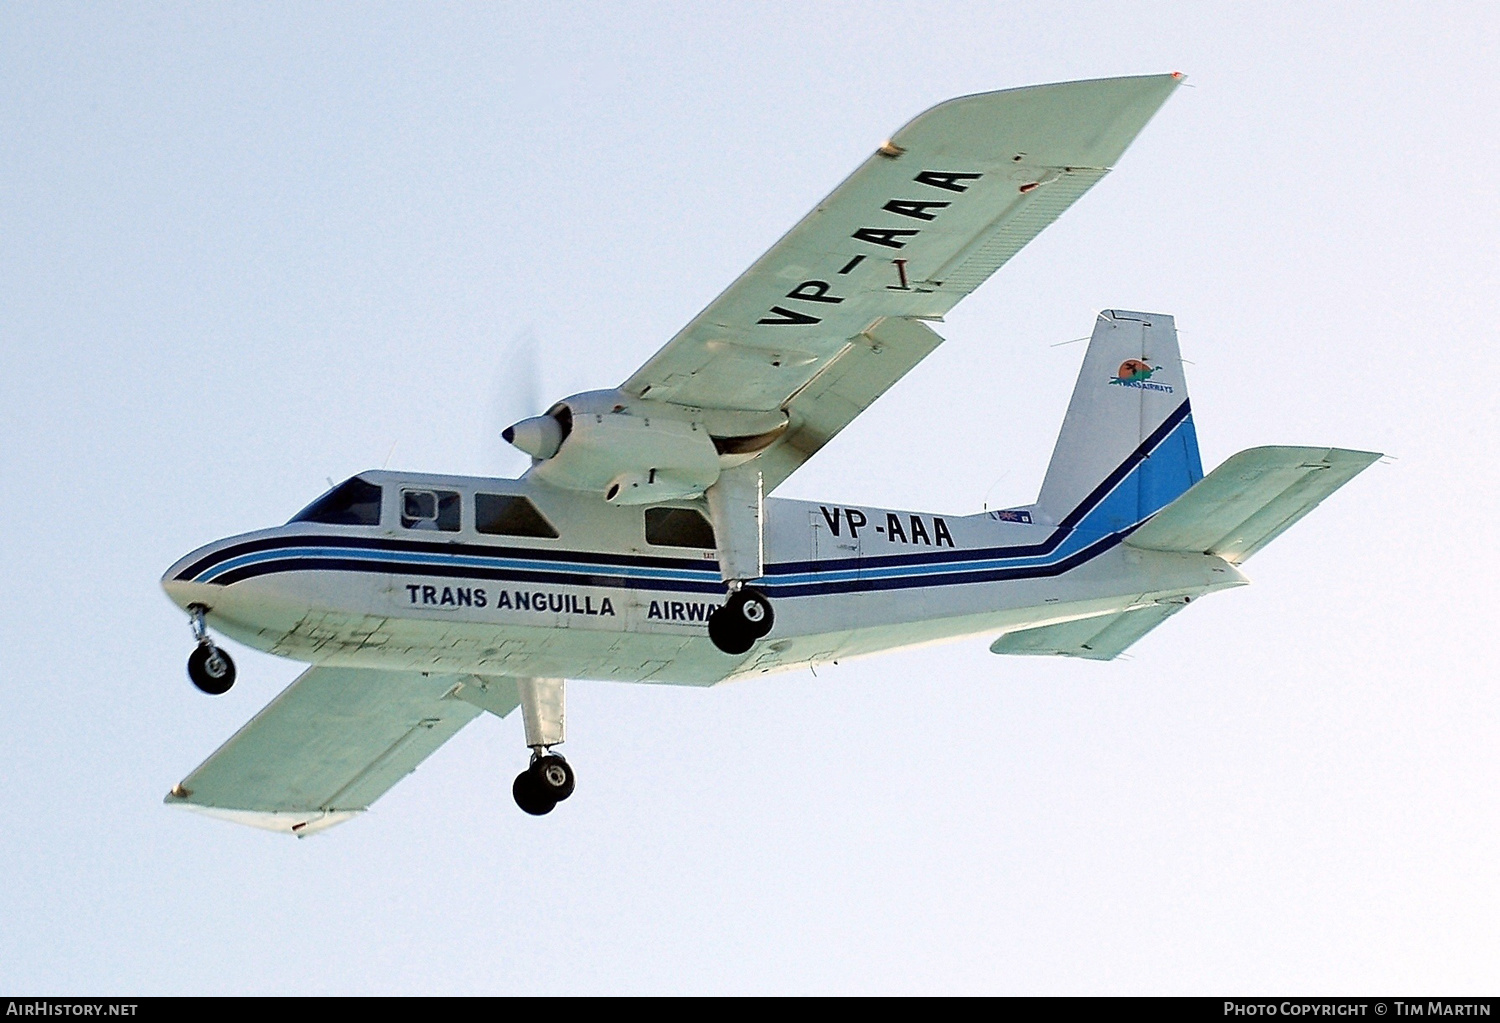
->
[289,477,383,526]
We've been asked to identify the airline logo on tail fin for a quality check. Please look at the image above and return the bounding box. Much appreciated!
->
[1109,359,1174,393]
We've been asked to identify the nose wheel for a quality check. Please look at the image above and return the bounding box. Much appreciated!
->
[708,585,774,655]
[513,753,575,816]
[185,604,236,695]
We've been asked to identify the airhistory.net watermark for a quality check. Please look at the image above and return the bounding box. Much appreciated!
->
[5,1004,138,1016]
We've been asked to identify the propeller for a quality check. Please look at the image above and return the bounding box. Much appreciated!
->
[487,327,545,477]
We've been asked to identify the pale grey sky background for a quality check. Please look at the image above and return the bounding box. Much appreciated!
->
[2,2,1497,994]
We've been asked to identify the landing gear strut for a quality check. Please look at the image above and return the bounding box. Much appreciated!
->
[704,468,774,655]
[185,604,236,695]
[708,584,775,655]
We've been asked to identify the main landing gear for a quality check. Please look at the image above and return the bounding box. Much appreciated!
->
[707,584,775,655]
[704,467,775,655]
[185,603,236,695]
[511,677,574,816]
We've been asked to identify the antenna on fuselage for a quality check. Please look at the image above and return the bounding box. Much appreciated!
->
[981,471,1013,512]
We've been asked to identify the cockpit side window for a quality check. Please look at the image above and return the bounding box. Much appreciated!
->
[475,494,559,538]
[402,488,460,531]
[290,477,383,526]
[644,507,716,549]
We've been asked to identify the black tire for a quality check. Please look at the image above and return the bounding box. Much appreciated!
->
[530,754,575,802]
[187,644,236,695]
[708,601,755,654]
[708,588,775,654]
[512,770,557,816]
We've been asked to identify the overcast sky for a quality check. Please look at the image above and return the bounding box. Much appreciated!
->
[2,2,1497,994]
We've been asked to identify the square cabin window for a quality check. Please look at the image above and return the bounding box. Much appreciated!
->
[402,488,460,531]
[644,507,716,549]
[475,493,559,539]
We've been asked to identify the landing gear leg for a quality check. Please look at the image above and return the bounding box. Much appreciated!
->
[512,677,573,815]
[185,603,236,695]
[705,467,775,655]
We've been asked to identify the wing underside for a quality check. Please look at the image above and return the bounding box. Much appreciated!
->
[620,74,1183,488]
[166,668,518,836]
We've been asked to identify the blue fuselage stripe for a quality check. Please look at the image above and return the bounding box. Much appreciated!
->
[182,403,1193,597]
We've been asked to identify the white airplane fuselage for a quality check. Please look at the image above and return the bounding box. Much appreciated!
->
[163,468,1246,686]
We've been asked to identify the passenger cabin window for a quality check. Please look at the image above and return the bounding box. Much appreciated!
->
[475,494,559,539]
[644,507,716,549]
[402,488,460,531]
[290,477,383,526]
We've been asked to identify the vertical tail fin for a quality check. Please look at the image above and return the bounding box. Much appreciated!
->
[1033,310,1202,532]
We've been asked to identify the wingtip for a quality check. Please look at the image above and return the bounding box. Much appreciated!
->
[166,802,363,835]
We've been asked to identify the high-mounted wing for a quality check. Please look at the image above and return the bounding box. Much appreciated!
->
[165,668,519,836]
[622,74,1183,489]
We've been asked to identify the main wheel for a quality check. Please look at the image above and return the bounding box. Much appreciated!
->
[709,606,754,654]
[187,644,236,695]
[530,754,575,802]
[513,770,557,816]
[708,587,775,655]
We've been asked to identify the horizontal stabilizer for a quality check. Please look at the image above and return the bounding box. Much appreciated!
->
[166,667,498,836]
[990,601,1187,660]
[1125,446,1381,564]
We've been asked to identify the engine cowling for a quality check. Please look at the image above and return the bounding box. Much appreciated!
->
[504,391,721,502]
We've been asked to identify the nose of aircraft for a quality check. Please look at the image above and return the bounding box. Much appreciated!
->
[161,541,220,611]
[161,572,195,610]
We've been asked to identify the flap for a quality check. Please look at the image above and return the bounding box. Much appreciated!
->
[754,316,945,491]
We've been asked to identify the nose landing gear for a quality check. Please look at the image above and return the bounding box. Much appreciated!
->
[185,604,236,695]
[708,584,775,655]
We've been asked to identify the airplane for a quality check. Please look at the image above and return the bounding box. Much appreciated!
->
[161,73,1379,835]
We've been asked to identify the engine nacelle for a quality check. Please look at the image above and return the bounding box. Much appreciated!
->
[506,390,722,499]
